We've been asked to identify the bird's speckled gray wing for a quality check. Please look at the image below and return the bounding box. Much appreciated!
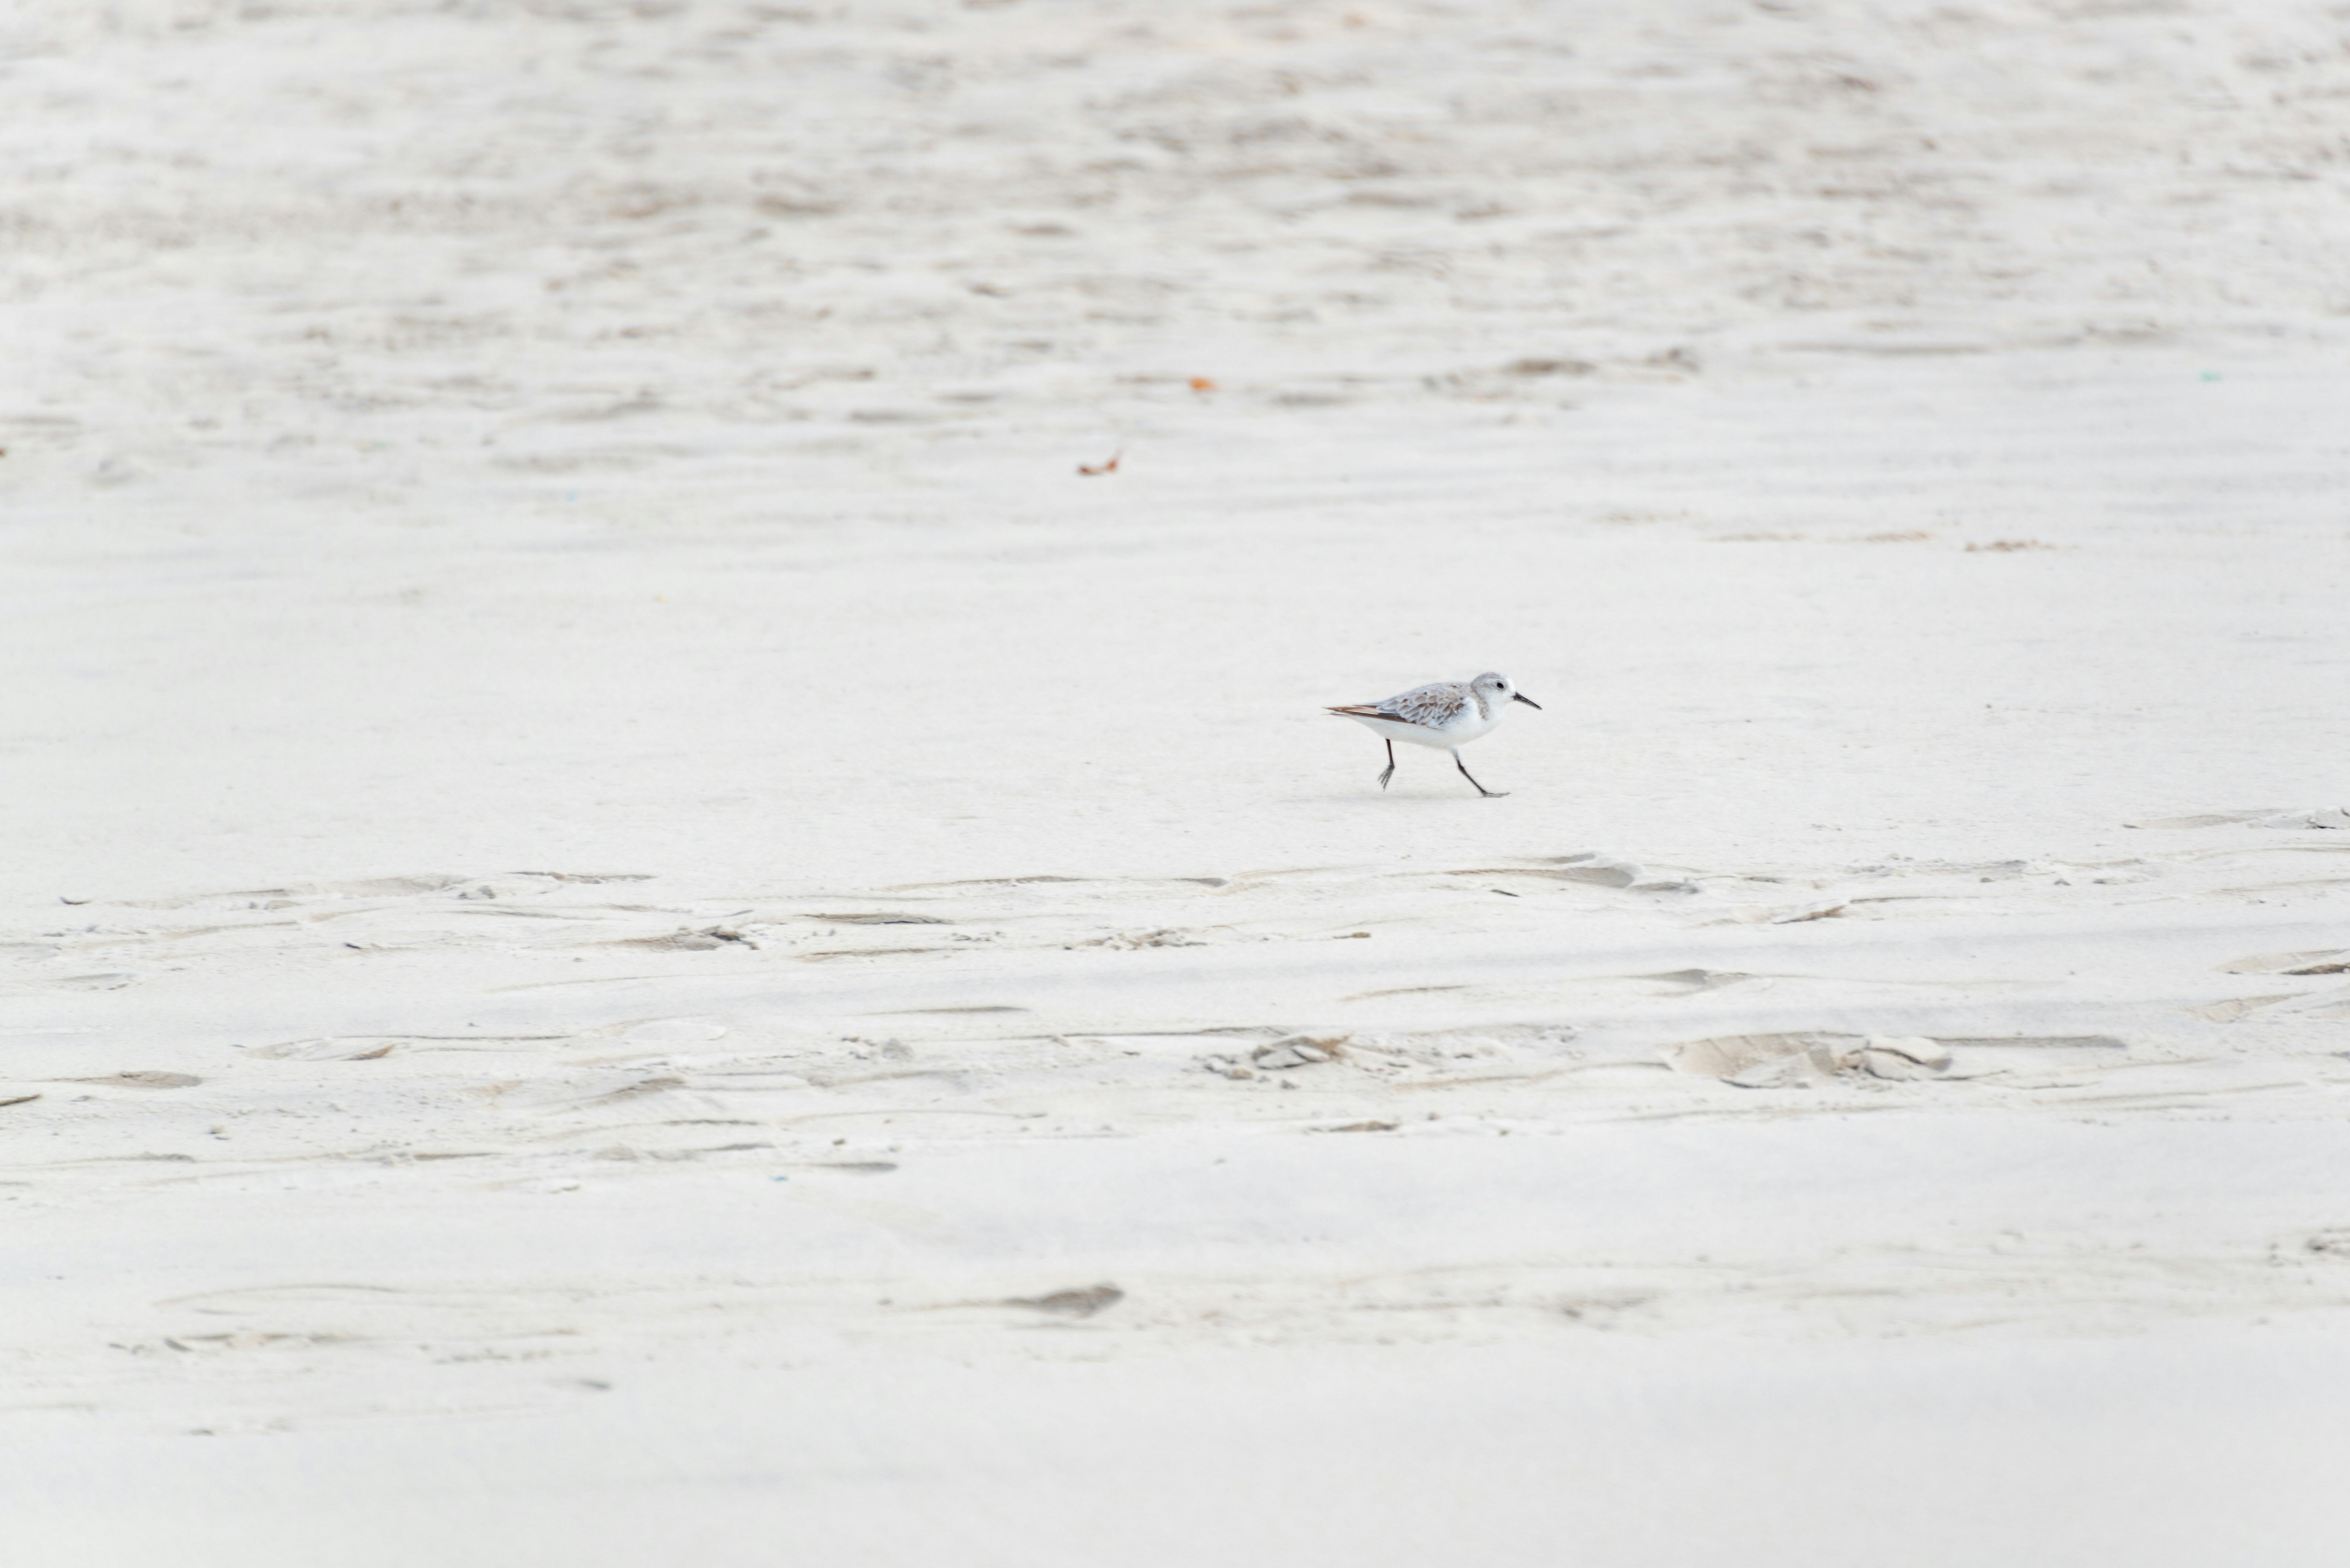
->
[1332,680,1470,729]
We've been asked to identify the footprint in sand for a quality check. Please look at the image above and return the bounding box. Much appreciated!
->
[69,1070,202,1089]
[2127,807,2350,830]
[2217,950,2350,976]
[1660,1032,1954,1086]
[51,972,139,991]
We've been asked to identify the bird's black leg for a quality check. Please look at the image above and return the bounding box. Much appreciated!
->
[1453,749,1507,798]
[1376,739,1396,790]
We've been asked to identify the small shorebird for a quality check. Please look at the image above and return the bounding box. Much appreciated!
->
[1327,671,1540,797]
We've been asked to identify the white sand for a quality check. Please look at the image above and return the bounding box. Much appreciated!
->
[7,1,2350,1562]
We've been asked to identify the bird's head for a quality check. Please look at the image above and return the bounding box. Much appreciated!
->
[1471,671,1541,710]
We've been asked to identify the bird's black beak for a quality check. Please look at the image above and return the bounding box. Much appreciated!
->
[1512,693,1542,709]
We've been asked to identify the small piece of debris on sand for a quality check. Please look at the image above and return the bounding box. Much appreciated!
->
[625,925,756,951]
[1005,1283,1124,1317]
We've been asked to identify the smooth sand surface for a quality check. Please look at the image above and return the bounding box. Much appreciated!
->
[6,2,2350,1563]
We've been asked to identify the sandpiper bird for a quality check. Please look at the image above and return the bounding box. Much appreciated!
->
[1327,671,1540,797]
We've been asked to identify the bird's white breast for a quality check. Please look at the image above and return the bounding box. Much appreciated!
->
[1442,696,1500,742]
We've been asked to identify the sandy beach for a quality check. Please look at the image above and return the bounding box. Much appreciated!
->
[6,2,2350,1562]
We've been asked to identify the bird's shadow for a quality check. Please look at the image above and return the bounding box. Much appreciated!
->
[1277,789,1517,806]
